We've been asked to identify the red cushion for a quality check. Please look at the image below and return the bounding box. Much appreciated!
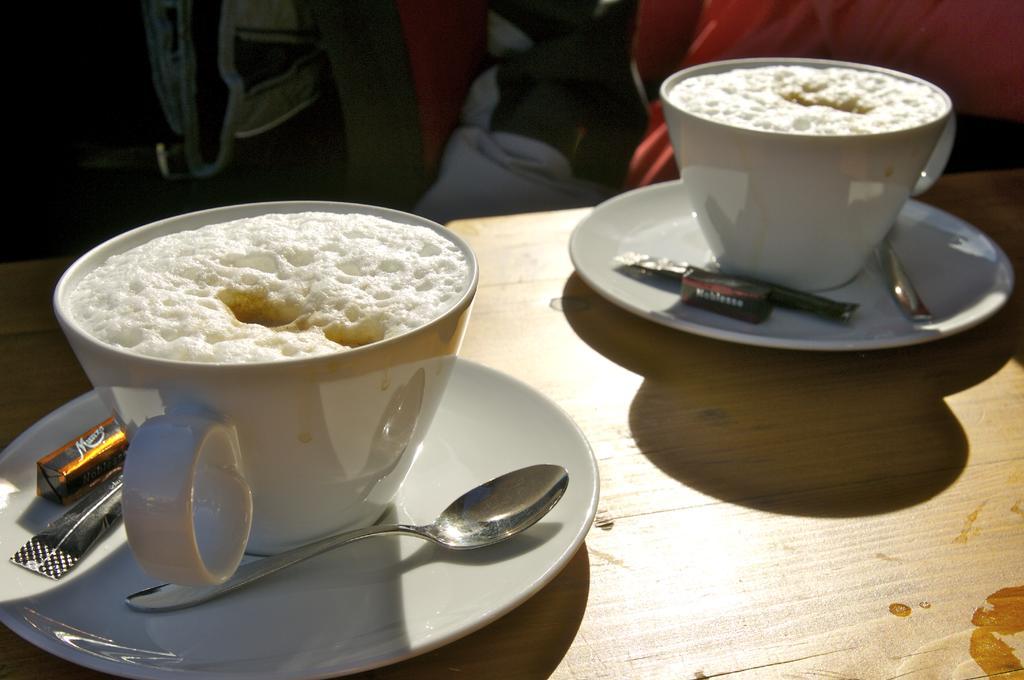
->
[396,0,489,174]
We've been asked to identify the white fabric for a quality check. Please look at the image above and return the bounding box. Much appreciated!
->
[414,128,612,224]
[414,9,614,223]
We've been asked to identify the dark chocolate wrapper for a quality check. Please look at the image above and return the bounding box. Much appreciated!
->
[614,252,858,323]
[11,469,123,579]
[681,268,772,323]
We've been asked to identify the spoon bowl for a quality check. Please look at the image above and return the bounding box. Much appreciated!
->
[126,464,569,612]
[426,463,570,549]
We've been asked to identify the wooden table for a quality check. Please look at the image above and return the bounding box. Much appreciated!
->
[2,169,1022,679]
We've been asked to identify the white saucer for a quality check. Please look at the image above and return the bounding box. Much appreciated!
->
[569,180,1014,351]
[0,360,598,679]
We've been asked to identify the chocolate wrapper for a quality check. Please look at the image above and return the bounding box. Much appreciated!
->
[681,268,772,323]
[614,252,858,323]
[11,469,123,579]
[37,416,128,505]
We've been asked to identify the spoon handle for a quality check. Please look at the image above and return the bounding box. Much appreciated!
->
[125,523,417,612]
[878,239,932,322]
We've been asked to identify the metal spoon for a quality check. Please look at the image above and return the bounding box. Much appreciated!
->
[125,464,569,612]
[877,239,932,322]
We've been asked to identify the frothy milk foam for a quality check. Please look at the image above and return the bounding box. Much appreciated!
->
[69,212,469,363]
[669,65,947,135]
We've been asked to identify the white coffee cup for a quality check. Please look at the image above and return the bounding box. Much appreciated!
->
[54,202,478,585]
[660,58,955,291]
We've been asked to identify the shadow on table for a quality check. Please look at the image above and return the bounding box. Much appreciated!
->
[373,544,591,679]
[560,274,1018,518]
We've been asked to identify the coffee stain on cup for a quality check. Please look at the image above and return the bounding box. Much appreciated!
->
[366,368,425,475]
[970,586,1024,675]
[953,502,985,544]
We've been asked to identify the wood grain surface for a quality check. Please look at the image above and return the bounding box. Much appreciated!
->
[1,170,1021,679]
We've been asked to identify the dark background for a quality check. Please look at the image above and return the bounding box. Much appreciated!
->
[15,7,1022,264]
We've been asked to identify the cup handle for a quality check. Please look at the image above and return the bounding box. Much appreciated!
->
[122,411,253,585]
[912,114,956,197]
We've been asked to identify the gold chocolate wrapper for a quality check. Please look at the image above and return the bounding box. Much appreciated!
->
[37,416,128,504]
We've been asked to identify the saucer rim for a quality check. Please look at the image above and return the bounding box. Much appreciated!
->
[568,179,1014,351]
[0,359,599,679]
